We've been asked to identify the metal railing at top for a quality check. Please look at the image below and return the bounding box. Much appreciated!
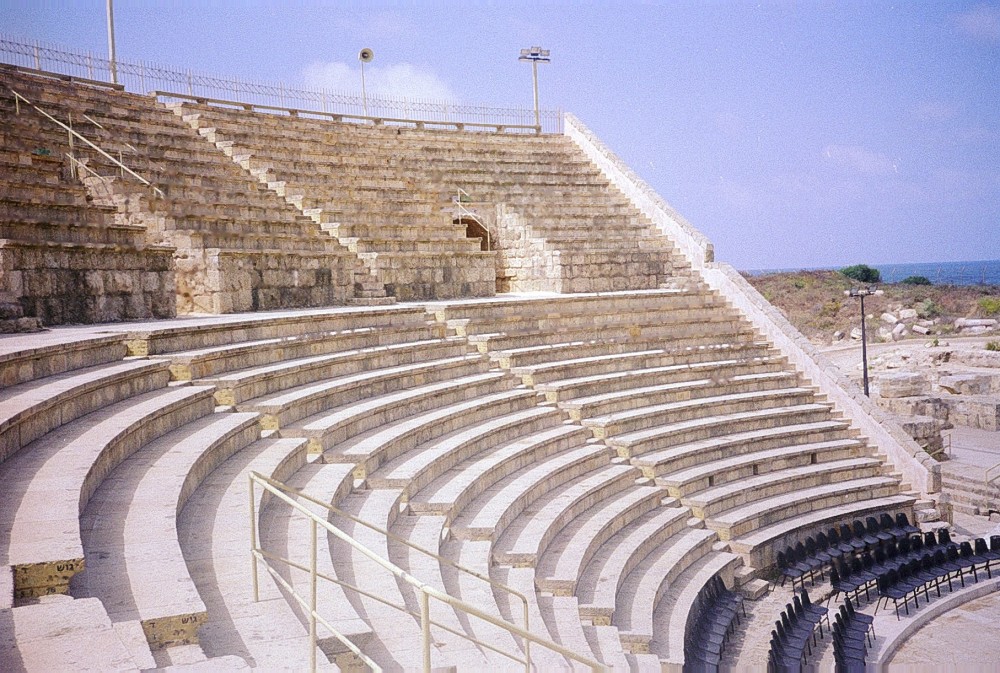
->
[248,471,607,673]
[1,34,563,133]
[7,85,164,198]
[154,90,543,134]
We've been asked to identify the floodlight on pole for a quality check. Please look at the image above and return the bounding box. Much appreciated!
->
[844,285,882,396]
[358,48,374,117]
[106,0,118,85]
[519,46,550,131]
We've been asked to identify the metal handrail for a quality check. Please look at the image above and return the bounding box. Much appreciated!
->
[154,90,543,134]
[272,472,530,640]
[453,187,490,251]
[8,86,165,198]
[249,471,606,673]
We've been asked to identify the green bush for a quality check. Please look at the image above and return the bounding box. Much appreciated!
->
[987,341,1000,352]
[901,275,932,285]
[916,299,940,319]
[840,264,881,284]
[978,297,1000,317]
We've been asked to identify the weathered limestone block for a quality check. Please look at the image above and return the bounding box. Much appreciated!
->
[939,373,996,395]
[945,396,1000,431]
[878,372,930,398]
[894,414,948,455]
[877,395,951,421]
[881,312,898,325]
[898,308,918,321]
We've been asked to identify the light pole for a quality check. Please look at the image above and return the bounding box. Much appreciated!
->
[845,285,881,396]
[519,46,550,131]
[358,48,374,117]
[106,0,118,85]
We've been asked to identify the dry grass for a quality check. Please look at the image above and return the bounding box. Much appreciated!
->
[742,270,1000,342]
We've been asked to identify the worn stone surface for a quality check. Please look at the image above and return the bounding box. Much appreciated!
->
[878,371,930,398]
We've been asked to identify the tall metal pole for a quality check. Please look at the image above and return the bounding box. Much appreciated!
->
[860,293,870,396]
[531,59,540,129]
[360,60,368,116]
[106,0,118,84]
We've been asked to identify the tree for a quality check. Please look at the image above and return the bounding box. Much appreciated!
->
[840,264,881,284]
[901,275,932,285]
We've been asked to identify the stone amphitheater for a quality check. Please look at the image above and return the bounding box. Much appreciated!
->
[1,64,991,672]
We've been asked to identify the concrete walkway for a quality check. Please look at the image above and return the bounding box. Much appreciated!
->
[888,590,1000,671]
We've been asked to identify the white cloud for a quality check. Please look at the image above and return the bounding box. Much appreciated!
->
[954,3,1000,43]
[303,61,457,102]
[822,144,897,176]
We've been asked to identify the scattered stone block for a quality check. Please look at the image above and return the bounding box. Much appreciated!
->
[892,323,907,341]
[850,327,863,340]
[898,308,918,321]
[881,312,898,325]
[878,372,930,398]
[912,324,931,335]
[939,374,995,395]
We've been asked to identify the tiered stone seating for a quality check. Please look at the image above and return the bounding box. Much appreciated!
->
[0,68,174,326]
[431,287,916,664]
[0,67,375,316]
[173,103,495,301]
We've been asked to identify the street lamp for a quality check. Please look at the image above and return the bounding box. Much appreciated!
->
[358,48,374,117]
[519,46,550,131]
[844,285,881,396]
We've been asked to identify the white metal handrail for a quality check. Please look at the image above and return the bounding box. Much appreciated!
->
[8,86,165,198]
[269,471,531,640]
[249,471,606,673]
[154,90,543,134]
[453,187,491,251]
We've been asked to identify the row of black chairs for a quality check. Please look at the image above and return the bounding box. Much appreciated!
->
[767,590,829,672]
[776,513,919,589]
[831,532,1000,608]
[683,574,747,671]
[832,597,874,671]
[876,537,1000,619]
[829,528,962,603]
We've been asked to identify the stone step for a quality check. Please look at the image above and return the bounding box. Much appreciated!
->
[76,411,260,650]
[613,528,719,653]
[449,445,616,543]
[576,507,693,624]
[0,597,148,671]
[657,437,869,497]
[372,405,564,496]
[726,494,917,568]
[706,475,901,540]
[648,551,743,666]
[633,419,857,478]
[410,429,600,522]
[331,387,541,480]
[535,484,666,595]
[582,387,820,440]
[683,457,885,518]
[254,353,491,436]
[0,384,216,600]
[176,432,339,671]
[260,461,373,657]
[202,337,469,406]
[608,403,835,460]
[558,369,798,421]
[534,352,783,403]
[493,465,641,567]
[0,357,170,463]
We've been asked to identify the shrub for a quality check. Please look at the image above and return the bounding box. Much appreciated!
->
[820,299,841,318]
[901,275,932,285]
[987,341,1000,352]
[916,299,940,319]
[840,264,881,284]
[978,297,1000,317]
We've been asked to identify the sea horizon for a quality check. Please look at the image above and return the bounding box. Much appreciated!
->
[742,259,1000,287]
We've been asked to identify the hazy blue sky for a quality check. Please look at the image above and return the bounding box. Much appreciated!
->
[4,1,999,270]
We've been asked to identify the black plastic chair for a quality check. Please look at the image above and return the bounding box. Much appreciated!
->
[844,595,875,639]
[989,535,1000,561]
[974,538,993,579]
[799,590,829,635]
[777,548,805,589]
[853,519,879,547]
[842,523,866,552]
[880,512,905,540]
[867,516,894,543]
[877,569,910,619]
[959,541,982,583]
[938,528,953,547]
[828,525,854,555]
[896,512,919,535]
[924,530,939,549]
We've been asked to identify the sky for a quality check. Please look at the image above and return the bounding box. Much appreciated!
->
[3,0,999,271]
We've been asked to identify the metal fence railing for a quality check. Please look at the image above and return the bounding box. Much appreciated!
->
[0,35,563,133]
